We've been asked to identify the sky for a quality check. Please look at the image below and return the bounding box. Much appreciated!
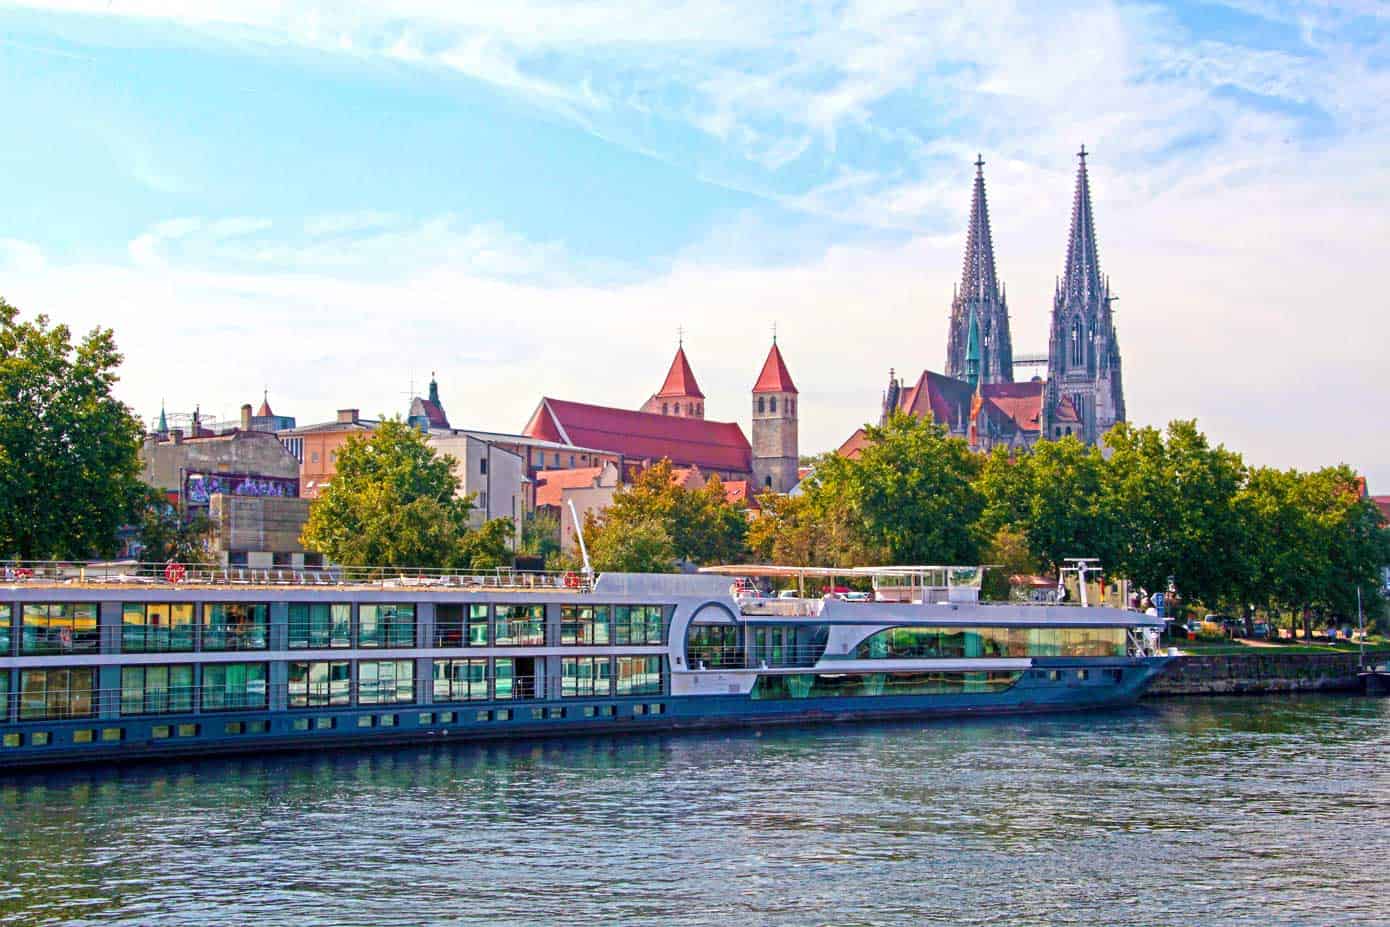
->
[1,1,1387,485]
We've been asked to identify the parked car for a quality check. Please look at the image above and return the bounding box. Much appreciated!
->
[777,590,800,600]
[842,591,872,603]
[1250,622,1271,640]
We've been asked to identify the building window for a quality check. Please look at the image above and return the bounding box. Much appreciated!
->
[120,665,194,716]
[560,605,610,645]
[358,660,415,705]
[757,397,765,413]
[21,604,99,655]
[561,657,612,697]
[479,491,488,509]
[616,656,663,696]
[202,604,269,651]
[480,457,488,475]
[613,606,663,645]
[288,660,351,708]
[200,663,268,711]
[662,403,668,415]
[553,453,560,467]
[19,668,96,720]
[358,604,416,648]
[697,404,703,416]
[769,397,777,413]
[495,605,545,646]
[288,603,352,649]
[433,659,488,701]
[1070,318,1083,367]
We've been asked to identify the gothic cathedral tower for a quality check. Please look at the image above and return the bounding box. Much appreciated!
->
[751,339,799,492]
[946,156,1014,387]
[1043,147,1126,444]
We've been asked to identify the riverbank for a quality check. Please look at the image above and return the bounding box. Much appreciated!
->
[1146,649,1390,696]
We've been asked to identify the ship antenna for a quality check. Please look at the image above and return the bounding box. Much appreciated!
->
[567,498,594,585]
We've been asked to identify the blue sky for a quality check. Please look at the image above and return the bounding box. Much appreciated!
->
[1,1,1388,485]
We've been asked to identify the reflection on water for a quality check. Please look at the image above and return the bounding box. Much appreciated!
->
[2,696,1388,926]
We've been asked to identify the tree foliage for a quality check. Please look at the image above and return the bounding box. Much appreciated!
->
[135,490,213,566]
[0,298,144,560]
[300,418,491,569]
[811,412,984,565]
[584,460,747,568]
[585,514,676,573]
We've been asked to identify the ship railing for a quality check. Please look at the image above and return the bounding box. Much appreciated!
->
[736,598,826,617]
[0,561,597,593]
[0,673,673,723]
[686,646,825,670]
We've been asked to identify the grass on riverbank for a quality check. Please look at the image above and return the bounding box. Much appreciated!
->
[1174,637,1390,656]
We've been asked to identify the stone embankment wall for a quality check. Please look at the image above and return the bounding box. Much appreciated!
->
[1146,650,1390,696]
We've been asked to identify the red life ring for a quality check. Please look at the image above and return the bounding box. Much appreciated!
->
[563,571,581,589]
[165,562,187,584]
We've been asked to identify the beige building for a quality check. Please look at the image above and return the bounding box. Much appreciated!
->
[427,432,528,545]
[535,462,622,554]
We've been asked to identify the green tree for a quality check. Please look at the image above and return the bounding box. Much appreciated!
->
[519,509,562,562]
[135,490,213,566]
[585,514,676,573]
[1100,420,1247,608]
[0,299,144,560]
[457,518,516,570]
[747,486,881,567]
[300,418,477,569]
[980,527,1039,601]
[978,437,1111,574]
[588,460,747,565]
[814,412,983,564]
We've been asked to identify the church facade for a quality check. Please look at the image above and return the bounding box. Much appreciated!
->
[841,148,1125,459]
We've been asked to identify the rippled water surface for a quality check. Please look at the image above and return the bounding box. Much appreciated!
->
[2,696,1388,926]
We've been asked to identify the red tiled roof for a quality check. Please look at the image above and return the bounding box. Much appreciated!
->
[534,467,606,508]
[723,479,761,510]
[524,398,751,473]
[653,346,705,399]
[1372,495,1390,523]
[752,342,798,394]
[837,427,871,459]
[671,465,703,487]
[410,398,449,429]
[981,381,1044,432]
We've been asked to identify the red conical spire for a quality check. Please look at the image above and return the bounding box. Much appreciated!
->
[752,340,798,394]
[654,345,705,399]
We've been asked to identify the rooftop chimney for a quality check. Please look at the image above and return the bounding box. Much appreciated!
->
[240,404,253,431]
[337,408,359,425]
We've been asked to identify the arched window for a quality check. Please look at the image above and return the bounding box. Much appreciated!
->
[757,397,765,413]
[687,403,694,416]
[765,475,773,488]
[662,403,668,415]
[790,400,795,416]
[697,404,702,416]
[1065,427,1072,436]
[769,397,777,413]
[1070,318,1083,367]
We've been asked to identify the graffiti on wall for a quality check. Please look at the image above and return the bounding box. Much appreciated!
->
[184,472,300,504]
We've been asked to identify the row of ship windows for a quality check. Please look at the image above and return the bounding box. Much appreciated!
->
[0,603,666,654]
[854,626,1129,660]
[0,703,671,750]
[0,657,666,721]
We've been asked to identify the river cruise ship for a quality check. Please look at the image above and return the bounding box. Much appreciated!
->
[0,561,1170,769]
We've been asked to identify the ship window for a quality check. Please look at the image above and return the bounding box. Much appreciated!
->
[1,733,19,748]
[357,660,415,706]
[495,605,545,646]
[561,657,613,697]
[751,671,1022,700]
[358,604,416,648]
[19,668,96,720]
[201,663,268,712]
[613,606,663,645]
[121,603,195,653]
[288,603,351,649]
[616,656,663,696]
[493,657,538,700]
[120,664,195,715]
[288,661,351,708]
[31,731,50,746]
[202,604,269,652]
[21,603,99,655]
[433,659,488,702]
[687,624,740,668]
[853,626,1125,659]
[0,670,6,720]
[560,605,610,645]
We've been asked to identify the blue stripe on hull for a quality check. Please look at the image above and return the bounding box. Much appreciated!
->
[0,660,1171,771]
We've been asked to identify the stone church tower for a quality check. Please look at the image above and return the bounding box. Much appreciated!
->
[751,339,799,492]
[946,156,1014,387]
[1043,147,1126,443]
[641,343,706,418]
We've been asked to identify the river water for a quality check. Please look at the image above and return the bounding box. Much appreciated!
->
[1,695,1387,926]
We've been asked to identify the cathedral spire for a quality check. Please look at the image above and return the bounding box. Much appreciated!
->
[959,154,999,303]
[1062,145,1102,303]
[946,154,1013,384]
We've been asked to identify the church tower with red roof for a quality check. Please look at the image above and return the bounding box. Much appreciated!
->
[641,342,706,419]
[751,338,799,493]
